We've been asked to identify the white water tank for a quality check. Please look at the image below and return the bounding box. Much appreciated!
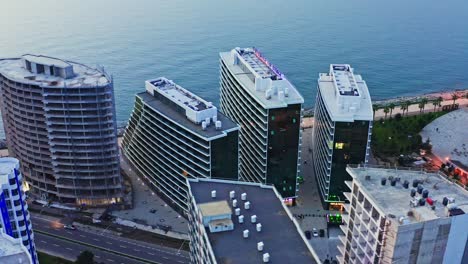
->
[215,120,222,130]
[211,190,216,198]
[212,115,217,123]
[284,87,289,97]
[265,89,272,100]
[241,193,247,201]
[256,223,262,232]
[235,208,241,216]
[232,199,238,207]
[263,253,270,263]
[243,229,249,238]
[202,121,207,130]
[251,215,257,223]
[239,215,244,223]
[230,191,235,199]
[257,242,264,251]
[244,201,250,210]
[205,117,211,126]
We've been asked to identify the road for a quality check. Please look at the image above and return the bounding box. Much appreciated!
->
[31,214,189,264]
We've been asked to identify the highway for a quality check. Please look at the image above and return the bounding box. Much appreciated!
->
[31,214,189,264]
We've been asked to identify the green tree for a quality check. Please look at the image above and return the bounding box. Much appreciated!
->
[401,100,411,116]
[372,104,380,118]
[400,103,407,116]
[420,98,428,112]
[383,106,390,119]
[76,251,94,264]
[388,103,395,117]
[433,97,443,112]
[452,93,459,106]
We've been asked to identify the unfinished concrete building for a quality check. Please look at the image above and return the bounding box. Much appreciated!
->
[0,55,122,206]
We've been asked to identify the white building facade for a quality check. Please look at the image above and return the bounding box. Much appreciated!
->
[0,157,37,264]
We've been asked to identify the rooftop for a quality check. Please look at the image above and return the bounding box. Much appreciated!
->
[136,89,239,140]
[0,157,19,186]
[220,48,304,109]
[318,64,373,122]
[347,166,468,225]
[0,232,32,263]
[0,55,110,87]
[188,178,318,264]
[420,108,468,171]
[199,200,232,217]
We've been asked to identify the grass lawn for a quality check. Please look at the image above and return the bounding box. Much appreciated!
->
[38,251,74,264]
[372,111,447,157]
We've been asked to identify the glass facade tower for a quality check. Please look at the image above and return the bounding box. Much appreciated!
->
[219,48,304,200]
[312,64,373,209]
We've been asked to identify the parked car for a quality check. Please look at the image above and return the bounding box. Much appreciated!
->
[312,228,318,237]
[305,230,311,240]
[319,229,325,237]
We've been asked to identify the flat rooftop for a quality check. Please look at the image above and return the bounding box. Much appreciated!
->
[137,91,239,140]
[347,167,468,225]
[0,232,30,259]
[199,200,231,217]
[0,55,110,87]
[318,64,373,122]
[420,108,468,171]
[220,48,304,109]
[0,157,18,186]
[188,179,317,264]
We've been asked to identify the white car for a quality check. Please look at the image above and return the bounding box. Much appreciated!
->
[312,228,318,237]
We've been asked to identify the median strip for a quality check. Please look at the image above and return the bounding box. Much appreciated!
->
[35,230,162,264]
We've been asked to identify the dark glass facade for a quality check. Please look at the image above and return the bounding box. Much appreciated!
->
[211,130,239,180]
[266,104,301,198]
[329,121,370,202]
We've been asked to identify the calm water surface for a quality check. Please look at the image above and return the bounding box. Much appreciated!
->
[1,0,468,137]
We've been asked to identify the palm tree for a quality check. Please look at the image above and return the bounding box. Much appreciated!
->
[372,104,380,118]
[402,100,411,116]
[383,106,390,119]
[433,97,443,112]
[388,103,395,117]
[400,103,407,116]
[452,93,459,106]
[420,98,428,113]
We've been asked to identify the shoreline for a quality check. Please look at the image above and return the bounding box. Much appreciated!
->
[371,88,468,105]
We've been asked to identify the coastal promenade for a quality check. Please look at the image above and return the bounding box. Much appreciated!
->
[374,90,468,119]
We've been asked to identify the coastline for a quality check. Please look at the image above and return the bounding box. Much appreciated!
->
[372,88,468,105]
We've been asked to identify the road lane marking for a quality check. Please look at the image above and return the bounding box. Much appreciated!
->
[106,259,115,262]
[53,244,59,247]
[134,249,140,252]
[66,231,72,235]
[95,255,101,258]
[106,241,113,245]
[162,257,169,260]
[40,240,46,243]
[66,248,72,251]
[148,252,155,256]
[93,238,99,242]
[79,234,86,238]
[120,245,127,249]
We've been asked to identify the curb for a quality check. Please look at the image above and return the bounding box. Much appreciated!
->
[35,230,161,264]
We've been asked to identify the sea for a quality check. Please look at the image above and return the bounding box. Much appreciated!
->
[1,0,468,138]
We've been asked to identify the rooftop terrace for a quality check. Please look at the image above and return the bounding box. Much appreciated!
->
[318,64,373,122]
[137,87,239,140]
[220,48,304,109]
[347,166,468,225]
[0,232,31,262]
[188,178,317,264]
[0,157,19,186]
[0,55,110,87]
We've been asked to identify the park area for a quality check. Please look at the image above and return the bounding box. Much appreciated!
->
[371,112,447,157]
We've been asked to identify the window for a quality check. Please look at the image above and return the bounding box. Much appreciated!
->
[335,142,344,149]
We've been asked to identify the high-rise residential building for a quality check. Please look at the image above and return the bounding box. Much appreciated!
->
[312,64,373,209]
[122,77,239,213]
[0,55,122,207]
[187,178,319,264]
[338,166,468,264]
[0,231,33,264]
[219,47,304,202]
[0,158,37,264]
